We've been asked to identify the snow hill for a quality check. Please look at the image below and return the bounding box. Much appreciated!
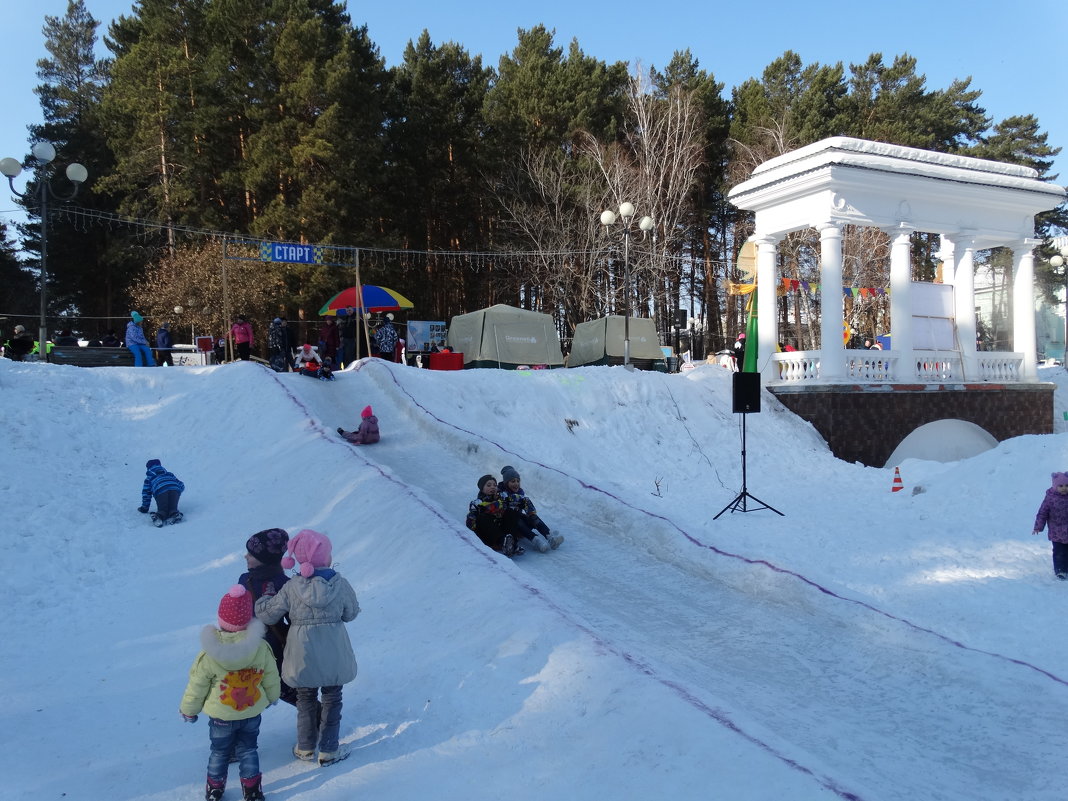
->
[3,357,1068,801]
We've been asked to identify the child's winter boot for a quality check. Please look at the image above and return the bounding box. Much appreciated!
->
[318,745,351,766]
[530,533,551,553]
[501,533,516,557]
[241,773,265,800]
[548,531,565,549]
[205,777,225,801]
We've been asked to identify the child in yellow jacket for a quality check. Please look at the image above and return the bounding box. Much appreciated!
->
[180,584,280,801]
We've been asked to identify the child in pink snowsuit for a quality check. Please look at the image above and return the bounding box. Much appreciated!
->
[337,405,379,444]
[1032,471,1068,579]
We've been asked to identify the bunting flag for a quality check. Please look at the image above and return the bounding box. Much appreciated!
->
[766,277,889,297]
[728,282,758,295]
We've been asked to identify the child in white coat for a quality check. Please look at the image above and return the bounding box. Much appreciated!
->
[255,529,359,767]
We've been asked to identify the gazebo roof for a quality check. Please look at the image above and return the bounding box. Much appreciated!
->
[727,137,1065,246]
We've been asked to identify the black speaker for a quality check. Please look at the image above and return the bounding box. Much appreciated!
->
[674,309,687,328]
[732,371,761,414]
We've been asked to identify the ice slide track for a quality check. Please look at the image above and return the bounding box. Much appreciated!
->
[265,362,1068,800]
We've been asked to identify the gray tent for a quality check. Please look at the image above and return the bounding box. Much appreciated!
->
[446,304,564,369]
[566,316,667,370]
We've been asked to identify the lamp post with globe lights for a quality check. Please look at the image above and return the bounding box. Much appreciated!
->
[600,202,654,367]
[1049,244,1068,366]
[0,142,87,361]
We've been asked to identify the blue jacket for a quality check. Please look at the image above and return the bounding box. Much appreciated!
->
[126,321,149,347]
[156,327,172,349]
[141,465,185,506]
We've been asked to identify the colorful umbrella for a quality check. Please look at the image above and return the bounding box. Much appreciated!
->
[318,285,414,316]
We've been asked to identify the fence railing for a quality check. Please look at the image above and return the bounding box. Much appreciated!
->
[772,350,1025,384]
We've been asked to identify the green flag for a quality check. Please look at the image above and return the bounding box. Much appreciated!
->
[742,288,759,373]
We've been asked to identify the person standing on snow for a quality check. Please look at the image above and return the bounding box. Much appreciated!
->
[230,315,255,361]
[255,529,359,767]
[179,584,280,801]
[731,332,746,371]
[1032,472,1068,579]
[155,322,174,366]
[126,312,156,366]
[373,314,399,361]
[237,528,296,706]
[267,318,287,372]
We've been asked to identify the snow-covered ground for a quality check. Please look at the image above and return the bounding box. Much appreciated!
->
[3,356,1068,801]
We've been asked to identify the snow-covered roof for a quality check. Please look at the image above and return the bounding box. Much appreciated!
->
[727,136,1066,243]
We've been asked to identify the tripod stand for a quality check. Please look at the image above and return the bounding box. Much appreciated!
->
[714,411,783,519]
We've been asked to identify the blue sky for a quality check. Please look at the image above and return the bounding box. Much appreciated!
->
[2,0,1065,230]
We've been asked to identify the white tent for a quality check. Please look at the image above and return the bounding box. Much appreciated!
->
[567,316,666,370]
[446,304,564,368]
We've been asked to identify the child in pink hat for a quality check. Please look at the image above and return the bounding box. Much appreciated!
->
[180,585,280,801]
[337,404,379,444]
[255,530,360,766]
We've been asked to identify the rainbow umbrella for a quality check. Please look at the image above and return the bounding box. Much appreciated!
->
[318,285,414,316]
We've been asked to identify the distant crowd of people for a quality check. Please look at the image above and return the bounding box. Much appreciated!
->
[3,309,408,370]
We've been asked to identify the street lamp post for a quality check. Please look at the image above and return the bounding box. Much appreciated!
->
[1050,244,1068,366]
[0,142,87,362]
[600,202,653,367]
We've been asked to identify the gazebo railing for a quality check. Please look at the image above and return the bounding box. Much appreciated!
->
[771,350,1025,385]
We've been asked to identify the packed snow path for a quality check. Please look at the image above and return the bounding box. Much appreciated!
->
[286,360,1068,801]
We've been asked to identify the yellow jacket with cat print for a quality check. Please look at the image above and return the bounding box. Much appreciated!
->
[180,618,280,720]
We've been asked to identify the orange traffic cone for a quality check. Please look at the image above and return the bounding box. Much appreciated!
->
[891,466,903,493]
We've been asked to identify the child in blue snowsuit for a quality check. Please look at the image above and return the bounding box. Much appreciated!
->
[138,458,185,526]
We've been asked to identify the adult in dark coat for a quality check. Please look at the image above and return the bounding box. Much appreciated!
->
[6,325,34,360]
[338,308,357,368]
[354,313,371,360]
[732,333,746,371]
[155,322,174,366]
[267,318,287,372]
[319,318,340,363]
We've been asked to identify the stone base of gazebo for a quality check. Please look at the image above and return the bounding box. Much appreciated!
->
[768,383,1054,467]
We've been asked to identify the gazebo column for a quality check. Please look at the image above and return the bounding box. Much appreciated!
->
[950,235,979,380]
[817,223,844,382]
[755,233,780,386]
[937,235,956,286]
[1012,239,1040,381]
[887,227,914,380]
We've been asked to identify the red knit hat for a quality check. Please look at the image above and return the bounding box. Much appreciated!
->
[217,585,254,632]
[282,529,334,578]
[361,405,373,419]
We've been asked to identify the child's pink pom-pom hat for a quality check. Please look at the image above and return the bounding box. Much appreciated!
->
[361,405,373,419]
[282,529,334,577]
[217,584,254,631]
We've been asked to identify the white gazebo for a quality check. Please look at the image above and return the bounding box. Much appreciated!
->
[727,136,1067,388]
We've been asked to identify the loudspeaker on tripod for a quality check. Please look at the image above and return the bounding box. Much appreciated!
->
[732,371,761,414]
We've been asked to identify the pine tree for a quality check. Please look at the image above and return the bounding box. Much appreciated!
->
[382,31,494,317]
[25,0,120,320]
